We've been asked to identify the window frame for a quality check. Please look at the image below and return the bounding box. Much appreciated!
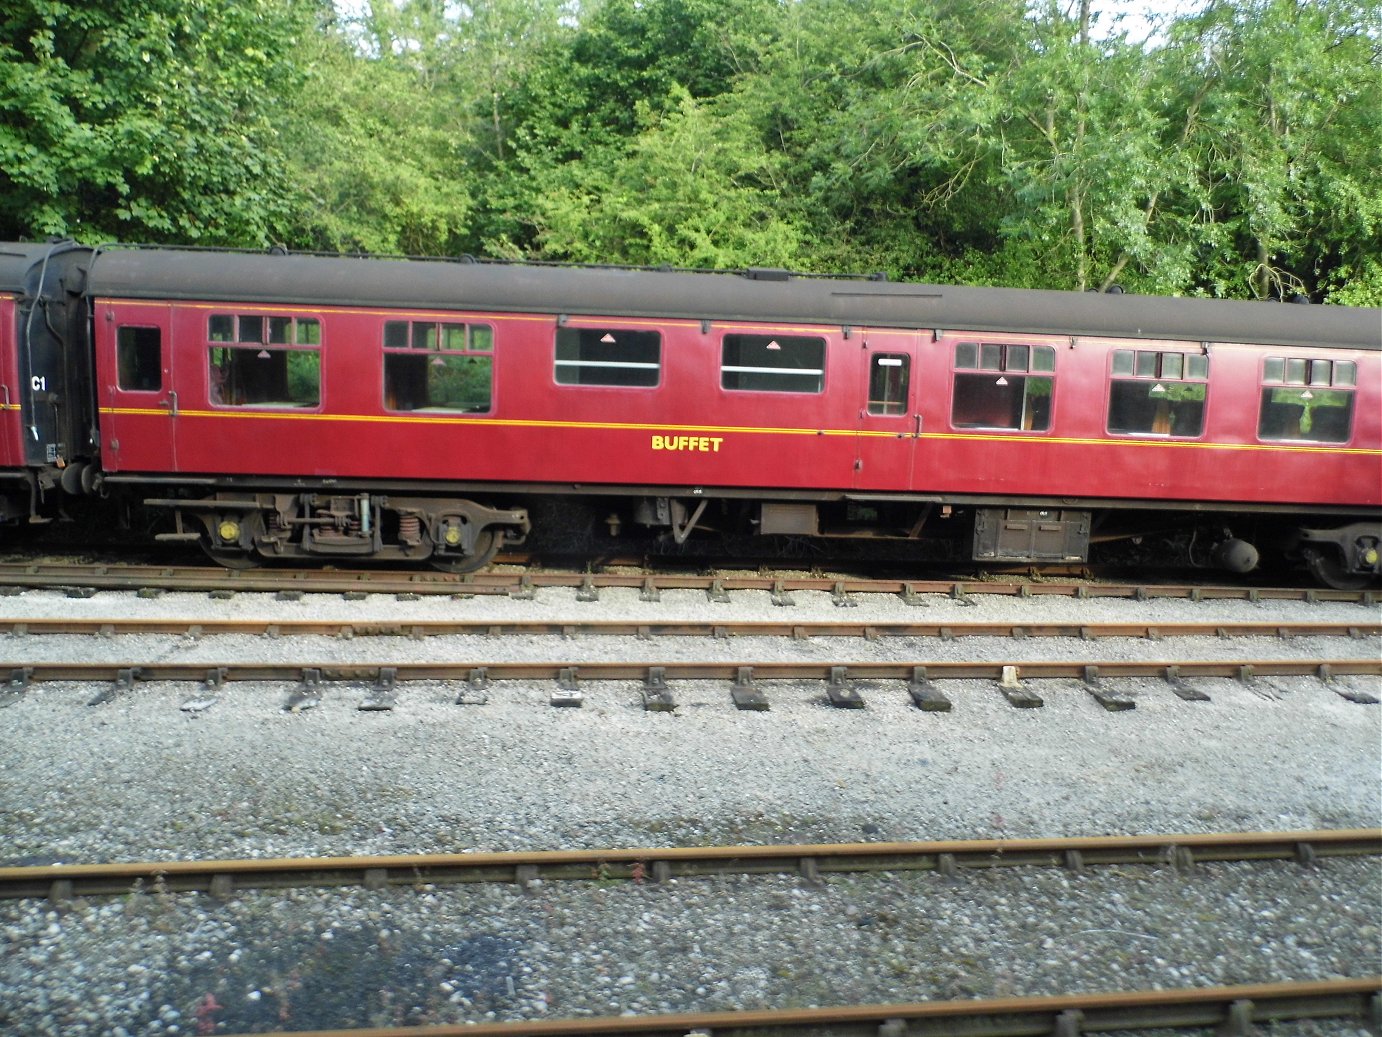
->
[554,326,662,388]
[115,325,163,393]
[866,353,911,416]
[1105,348,1210,439]
[1257,355,1356,444]
[950,341,1055,432]
[206,312,322,410]
[720,333,827,394]
[382,318,495,414]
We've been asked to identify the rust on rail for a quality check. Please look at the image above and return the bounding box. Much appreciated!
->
[1,617,1376,641]
[0,658,1377,684]
[159,977,1382,1036]
[0,560,1374,603]
[4,829,1378,900]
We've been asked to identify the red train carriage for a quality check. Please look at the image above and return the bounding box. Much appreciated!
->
[8,243,1382,585]
[0,247,28,477]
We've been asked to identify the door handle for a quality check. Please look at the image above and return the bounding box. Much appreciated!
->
[913,414,923,437]
[162,391,178,416]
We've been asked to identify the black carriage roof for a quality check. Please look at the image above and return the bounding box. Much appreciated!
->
[60,243,1382,351]
[0,242,62,293]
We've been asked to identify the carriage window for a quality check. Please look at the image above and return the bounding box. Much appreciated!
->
[1107,349,1208,437]
[237,316,264,343]
[867,354,910,415]
[1258,357,1355,443]
[721,334,825,393]
[951,342,1054,431]
[269,317,292,344]
[384,320,493,413]
[555,327,660,387]
[208,315,233,342]
[117,327,162,392]
[207,313,321,407]
[208,314,319,346]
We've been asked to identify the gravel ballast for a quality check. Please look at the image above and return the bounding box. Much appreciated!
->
[4,862,1378,1034]
[0,581,1378,1034]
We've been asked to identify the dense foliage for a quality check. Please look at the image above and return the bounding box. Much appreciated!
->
[2,0,1379,301]
[0,0,312,243]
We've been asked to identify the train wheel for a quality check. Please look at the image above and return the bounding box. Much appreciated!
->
[429,529,500,574]
[199,511,264,569]
[1303,547,1371,591]
[202,543,262,570]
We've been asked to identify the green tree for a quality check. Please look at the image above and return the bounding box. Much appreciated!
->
[478,0,783,255]
[511,0,778,148]
[270,8,473,254]
[814,0,1200,290]
[719,0,918,275]
[1169,0,1382,300]
[528,88,805,268]
[293,0,570,255]
[725,0,1379,298]
[990,0,1201,292]
[0,0,312,243]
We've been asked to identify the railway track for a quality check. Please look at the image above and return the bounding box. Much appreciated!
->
[5,829,1378,901]
[5,579,1376,1035]
[154,979,1382,1037]
[1,617,1376,641]
[0,559,1375,603]
[7,836,1379,1034]
[1,657,1377,711]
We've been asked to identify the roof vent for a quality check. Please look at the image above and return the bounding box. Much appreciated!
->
[742,267,791,282]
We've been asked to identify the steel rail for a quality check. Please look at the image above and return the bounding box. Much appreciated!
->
[0,617,1376,641]
[3,829,1377,901]
[207,978,1382,1037]
[0,658,1375,684]
[0,560,1373,603]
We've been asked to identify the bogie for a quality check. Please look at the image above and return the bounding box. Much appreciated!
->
[162,492,527,571]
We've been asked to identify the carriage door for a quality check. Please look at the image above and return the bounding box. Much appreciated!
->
[99,303,176,472]
[854,333,921,490]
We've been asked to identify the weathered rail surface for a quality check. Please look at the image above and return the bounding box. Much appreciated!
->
[0,657,1378,712]
[188,979,1382,1037]
[5,829,1377,900]
[1,617,1376,641]
[0,560,1375,603]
